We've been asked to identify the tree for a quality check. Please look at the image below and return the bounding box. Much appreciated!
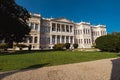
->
[65,43,70,49]
[0,43,8,51]
[95,35,119,52]
[73,43,78,49]
[53,43,65,50]
[112,32,120,37]
[0,0,31,45]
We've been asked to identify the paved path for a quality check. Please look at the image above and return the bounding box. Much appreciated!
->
[0,58,120,80]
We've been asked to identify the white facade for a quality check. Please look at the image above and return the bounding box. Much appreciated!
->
[40,18,75,49]
[25,13,107,49]
[24,14,41,50]
[91,25,107,44]
[75,22,107,48]
[75,22,92,48]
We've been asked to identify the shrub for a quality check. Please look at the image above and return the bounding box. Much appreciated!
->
[73,43,78,49]
[92,43,96,48]
[95,35,120,52]
[28,45,32,51]
[16,44,28,50]
[65,43,70,49]
[53,43,65,50]
[0,43,8,51]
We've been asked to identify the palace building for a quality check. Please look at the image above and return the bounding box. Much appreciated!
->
[75,22,107,48]
[23,13,107,50]
[0,13,106,50]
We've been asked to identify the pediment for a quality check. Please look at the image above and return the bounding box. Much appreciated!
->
[51,18,74,23]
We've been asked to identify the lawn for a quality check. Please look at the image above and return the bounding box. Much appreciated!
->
[0,50,119,72]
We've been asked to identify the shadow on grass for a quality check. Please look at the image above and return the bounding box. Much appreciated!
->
[22,63,49,70]
[0,63,49,80]
[117,54,120,57]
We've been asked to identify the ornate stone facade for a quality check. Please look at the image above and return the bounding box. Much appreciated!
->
[24,13,41,50]
[75,22,107,48]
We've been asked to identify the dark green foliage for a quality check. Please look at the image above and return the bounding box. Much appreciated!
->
[92,43,96,48]
[95,35,120,52]
[0,0,31,44]
[16,44,28,50]
[73,43,78,49]
[0,43,8,51]
[112,32,120,37]
[53,43,65,50]
[65,43,70,49]
[28,45,32,51]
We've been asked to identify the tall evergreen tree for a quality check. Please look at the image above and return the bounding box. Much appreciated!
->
[0,0,31,44]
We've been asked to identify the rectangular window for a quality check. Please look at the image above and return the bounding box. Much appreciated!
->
[75,39,78,44]
[66,36,69,43]
[29,36,33,43]
[52,23,56,31]
[89,39,91,44]
[74,30,76,35]
[52,36,55,44]
[35,24,38,31]
[66,25,69,32]
[48,38,50,44]
[62,25,65,32]
[30,23,34,30]
[34,37,38,43]
[84,39,86,44]
[61,36,64,43]
[47,27,50,32]
[57,36,60,43]
[70,26,72,32]
[83,29,85,34]
[80,30,82,34]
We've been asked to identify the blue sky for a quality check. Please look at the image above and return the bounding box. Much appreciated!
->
[16,0,120,33]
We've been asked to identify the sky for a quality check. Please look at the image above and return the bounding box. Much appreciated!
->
[16,0,120,33]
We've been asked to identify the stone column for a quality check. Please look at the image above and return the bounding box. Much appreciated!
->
[69,36,70,43]
[60,24,62,32]
[69,25,70,33]
[72,36,74,44]
[50,35,52,44]
[55,35,57,44]
[50,22,52,32]
[73,26,74,34]
[55,23,57,32]
[37,36,39,44]
[64,36,66,43]
[65,25,66,32]
[99,30,101,36]
[60,35,62,43]
[38,23,40,31]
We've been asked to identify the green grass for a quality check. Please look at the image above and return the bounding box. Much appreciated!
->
[0,50,119,72]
